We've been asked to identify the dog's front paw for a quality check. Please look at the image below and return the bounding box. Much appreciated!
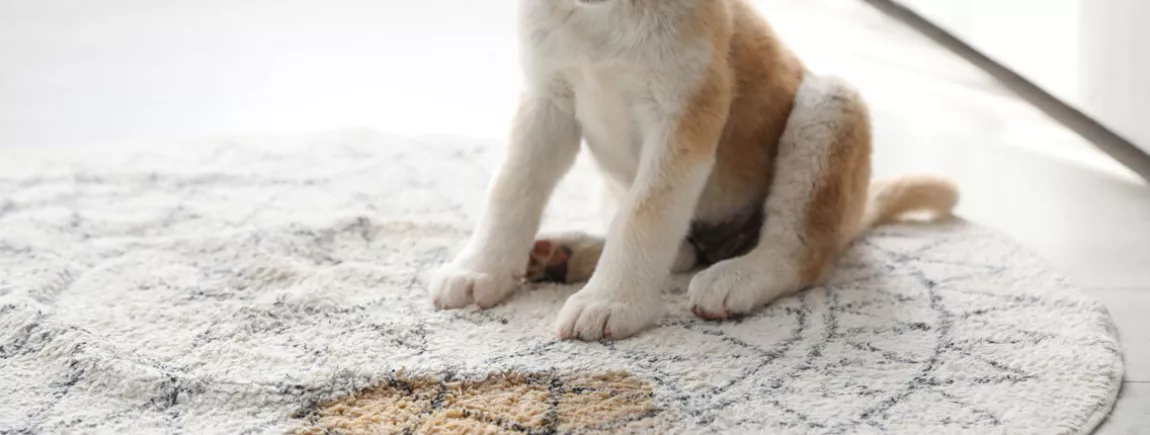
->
[687,254,799,320]
[430,261,519,309]
[556,283,660,341]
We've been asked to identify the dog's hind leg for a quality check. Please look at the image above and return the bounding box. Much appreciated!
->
[687,74,873,320]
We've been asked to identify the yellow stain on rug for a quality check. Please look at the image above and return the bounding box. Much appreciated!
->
[293,372,662,434]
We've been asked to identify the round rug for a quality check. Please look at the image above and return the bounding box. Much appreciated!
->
[0,131,1123,434]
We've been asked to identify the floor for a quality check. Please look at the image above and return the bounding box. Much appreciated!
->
[0,0,1146,432]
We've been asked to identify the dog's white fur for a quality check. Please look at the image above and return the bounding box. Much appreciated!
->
[430,0,958,341]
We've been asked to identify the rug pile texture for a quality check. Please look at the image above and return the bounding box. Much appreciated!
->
[0,131,1123,434]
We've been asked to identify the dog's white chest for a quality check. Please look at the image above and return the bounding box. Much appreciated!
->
[569,64,642,189]
[521,1,708,189]
[520,2,658,189]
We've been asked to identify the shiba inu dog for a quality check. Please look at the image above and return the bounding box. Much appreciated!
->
[430,0,958,341]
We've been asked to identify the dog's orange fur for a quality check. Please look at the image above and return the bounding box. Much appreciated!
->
[800,89,873,284]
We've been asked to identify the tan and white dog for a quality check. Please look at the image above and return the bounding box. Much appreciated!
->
[430,0,958,341]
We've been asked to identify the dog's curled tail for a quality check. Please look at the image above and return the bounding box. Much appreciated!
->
[859,174,960,232]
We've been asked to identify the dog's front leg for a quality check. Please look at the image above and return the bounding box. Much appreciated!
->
[557,70,731,341]
[431,92,581,309]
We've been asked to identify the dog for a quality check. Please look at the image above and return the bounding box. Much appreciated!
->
[429,0,958,341]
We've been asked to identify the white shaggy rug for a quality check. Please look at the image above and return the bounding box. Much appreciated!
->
[0,131,1124,434]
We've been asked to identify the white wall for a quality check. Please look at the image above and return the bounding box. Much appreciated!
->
[897,0,1081,106]
[1081,0,1150,153]
[898,0,1150,153]
[0,0,523,147]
